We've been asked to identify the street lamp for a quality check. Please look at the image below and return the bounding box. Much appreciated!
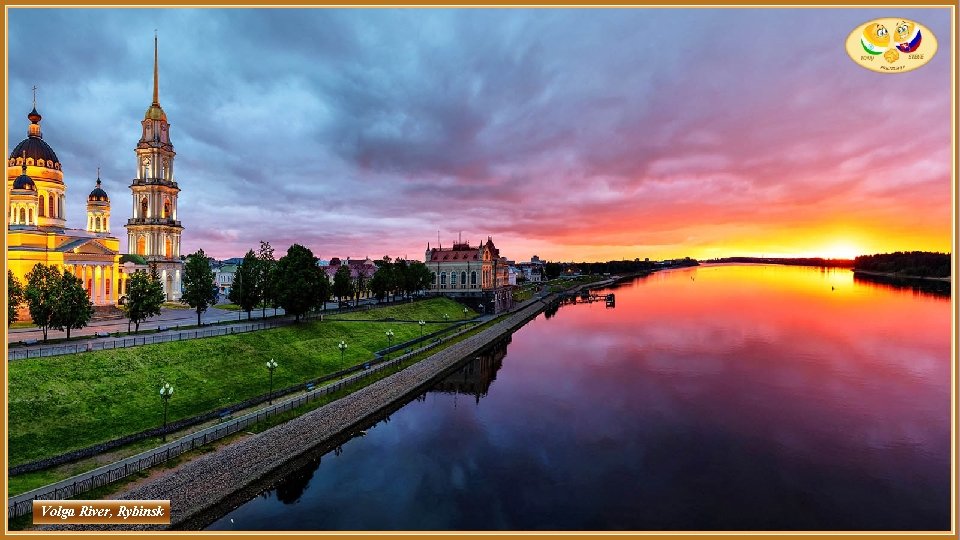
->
[418,320,425,338]
[266,359,278,404]
[463,307,469,317]
[338,340,347,368]
[443,313,450,323]
[160,382,174,442]
[386,329,394,348]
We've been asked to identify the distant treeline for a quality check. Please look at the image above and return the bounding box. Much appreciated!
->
[707,257,855,268]
[543,258,698,280]
[854,251,951,278]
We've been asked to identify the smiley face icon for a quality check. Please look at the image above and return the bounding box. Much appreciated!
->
[861,23,890,55]
[894,19,923,52]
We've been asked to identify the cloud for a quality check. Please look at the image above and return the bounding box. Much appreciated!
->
[6,8,952,261]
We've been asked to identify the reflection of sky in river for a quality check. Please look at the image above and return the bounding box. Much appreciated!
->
[209,265,950,531]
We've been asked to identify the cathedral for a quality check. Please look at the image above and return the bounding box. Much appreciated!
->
[6,37,184,308]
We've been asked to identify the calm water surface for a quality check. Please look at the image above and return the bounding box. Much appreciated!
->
[208,265,951,531]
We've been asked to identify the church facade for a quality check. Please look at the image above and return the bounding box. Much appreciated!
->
[6,37,185,308]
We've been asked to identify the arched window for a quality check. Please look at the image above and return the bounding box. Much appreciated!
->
[440,272,447,287]
[471,271,477,287]
[39,195,45,217]
[27,208,33,224]
[165,238,172,258]
[136,236,146,255]
[451,272,457,287]
[461,272,467,287]
[140,197,148,218]
[19,208,25,223]
[163,200,171,218]
[95,217,101,230]
[48,197,55,218]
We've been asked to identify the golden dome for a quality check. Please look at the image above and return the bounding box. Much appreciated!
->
[144,104,167,121]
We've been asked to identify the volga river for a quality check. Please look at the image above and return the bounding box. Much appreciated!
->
[207,264,951,531]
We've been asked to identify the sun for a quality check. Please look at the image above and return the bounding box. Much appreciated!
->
[819,242,862,260]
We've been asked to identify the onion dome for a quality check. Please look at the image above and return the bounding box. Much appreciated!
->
[12,164,36,191]
[88,178,109,202]
[9,107,61,170]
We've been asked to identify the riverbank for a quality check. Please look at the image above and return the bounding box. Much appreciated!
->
[852,269,952,282]
[40,276,624,531]
[37,294,557,530]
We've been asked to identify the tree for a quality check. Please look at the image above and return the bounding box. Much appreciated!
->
[24,264,61,341]
[354,265,370,303]
[8,270,24,325]
[332,265,354,304]
[258,240,276,318]
[544,262,562,280]
[392,259,409,300]
[275,244,323,322]
[228,250,260,319]
[181,249,218,326]
[406,262,434,296]
[51,272,94,339]
[124,270,165,333]
[369,263,391,303]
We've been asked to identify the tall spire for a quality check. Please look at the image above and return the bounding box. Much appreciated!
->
[153,31,160,106]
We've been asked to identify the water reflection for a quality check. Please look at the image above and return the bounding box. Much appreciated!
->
[852,272,951,299]
[208,265,950,531]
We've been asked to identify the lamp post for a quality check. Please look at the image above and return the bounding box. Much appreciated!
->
[443,313,450,324]
[266,359,278,404]
[418,320,425,338]
[463,307,469,318]
[386,329,394,348]
[160,382,174,442]
[338,340,347,369]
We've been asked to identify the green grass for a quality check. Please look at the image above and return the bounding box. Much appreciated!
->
[327,300,476,322]
[8,297,472,467]
[162,302,191,310]
[9,321,35,329]
[216,303,242,311]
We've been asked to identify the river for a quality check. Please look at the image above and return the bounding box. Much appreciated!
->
[207,264,952,531]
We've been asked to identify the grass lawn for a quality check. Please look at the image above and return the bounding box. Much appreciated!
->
[162,302,192,310]
[8,297,474,467]
[9,321,35,329]
[215,303,242,311]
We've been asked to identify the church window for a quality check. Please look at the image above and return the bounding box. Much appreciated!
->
[27,208,33,224]
[46,160,53,168]
[26,158,33,166]
[471,271,477,287]
[19,208,25,223]
[165,238,172,258]
[440,272,447,286]
[163,200,171,218]
[48,197,55,218]
[136,236,146,255]
[95,217,101,230]
[141,197,149,218]
[39,195,45,217]
[106,279,111,296]
[461,272,467,287]
[451,272,458,287]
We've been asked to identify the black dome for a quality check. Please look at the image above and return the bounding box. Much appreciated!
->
[12,167,36,191]
[88,179,109,202]
[10,137,60,169]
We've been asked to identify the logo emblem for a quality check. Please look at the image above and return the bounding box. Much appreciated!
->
[846,18,937,73]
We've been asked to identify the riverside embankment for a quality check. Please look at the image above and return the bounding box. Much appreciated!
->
[48,284,605,531]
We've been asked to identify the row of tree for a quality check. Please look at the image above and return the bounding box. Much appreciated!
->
[227,243,436,320]
[7,242,439,342]
[8,267,94,340]
[854,251,951,278]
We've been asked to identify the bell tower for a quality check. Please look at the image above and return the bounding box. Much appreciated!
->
[124,34,184,300]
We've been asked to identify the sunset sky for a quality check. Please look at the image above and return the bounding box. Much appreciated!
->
[6,8,954,263]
